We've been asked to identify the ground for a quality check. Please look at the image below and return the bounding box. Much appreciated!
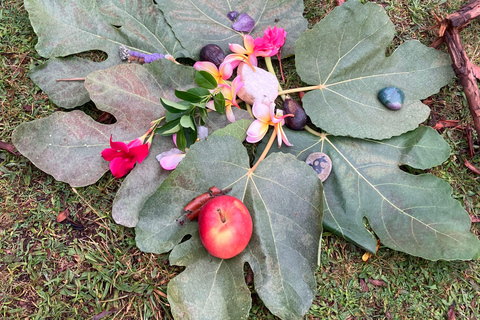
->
[1,0,479,319]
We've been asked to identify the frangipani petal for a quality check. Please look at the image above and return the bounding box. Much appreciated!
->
[194,61,218,74]
[225,105,236,123]
[252,102,271,122]
[156,148,185,170]
[246,120,269,141]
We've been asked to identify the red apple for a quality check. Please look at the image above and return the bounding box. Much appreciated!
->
[198,195,253,259]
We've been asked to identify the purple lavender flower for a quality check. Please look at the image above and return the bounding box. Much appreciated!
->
[129,51,165,63]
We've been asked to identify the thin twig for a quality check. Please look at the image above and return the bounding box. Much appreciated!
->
[56,77,86,81]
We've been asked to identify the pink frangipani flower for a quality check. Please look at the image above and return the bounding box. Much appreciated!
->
[253,26,287,57]
[101,134,150,179]
[246,102,293,147]
[219,76,244,122]
[193,61,233,86]
[223,35,258,70]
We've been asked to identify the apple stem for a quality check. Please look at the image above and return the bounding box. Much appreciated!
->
[217,208,226,223]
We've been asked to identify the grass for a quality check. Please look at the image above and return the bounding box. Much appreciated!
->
[1,0,479,319]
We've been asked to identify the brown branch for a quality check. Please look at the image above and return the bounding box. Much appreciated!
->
[436,0,480,138]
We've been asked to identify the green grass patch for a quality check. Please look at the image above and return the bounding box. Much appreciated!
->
[1,0,479,319]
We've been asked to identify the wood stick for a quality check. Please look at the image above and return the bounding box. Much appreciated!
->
[436,0,480,138]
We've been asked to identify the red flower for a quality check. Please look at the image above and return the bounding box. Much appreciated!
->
[101,136,150,178]
[253,26,287,57]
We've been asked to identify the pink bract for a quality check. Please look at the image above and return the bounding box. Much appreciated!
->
[253,26,287,57]
[101,136,150,179]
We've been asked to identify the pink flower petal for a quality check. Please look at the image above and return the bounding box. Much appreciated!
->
[109,157,135,179]
[194,61,219,75]
[225,105,236,123]
[229,43,248,55]
[252,102,271,122]
[246,120,269,142]
[101,147,126,161]
[219,61,233,80]
[109,136,129,153]
[130,143,150,164]
[160,153,186,170]
[243,35,255,52]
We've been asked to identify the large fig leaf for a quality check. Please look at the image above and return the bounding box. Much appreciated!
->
[157,0,307,59]
[12,60,195,187]
[260,126,480,260]
[26,0,187,108]
[136,135,323,319]
[295,0,454,139]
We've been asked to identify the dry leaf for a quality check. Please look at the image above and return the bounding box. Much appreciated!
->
[447,303,456,320]
[56,209,70,222]
[368,279,386,287]
[464,159,480,175]
[359,278,369,292]
[470,215,480,223]
[432,119,460,130]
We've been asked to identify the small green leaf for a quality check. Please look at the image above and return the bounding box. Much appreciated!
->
[213,92,226,114]
[160,98,192,113]
[156,119,181,135]
[180,115,195,130]
[187,87,211,97]
[166,110,188,122]
[195,70,217,89]
[198,107,207,125]
[175,89,203,103]
[184,127,197,149]
[175,127,187,152]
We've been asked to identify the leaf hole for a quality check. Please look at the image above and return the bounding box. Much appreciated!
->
[112,25,122,29]
[152,0,158,4]
[399,165,425,175]
[179,234,192,244]
[77,101,118,124]
[73,50,108,63]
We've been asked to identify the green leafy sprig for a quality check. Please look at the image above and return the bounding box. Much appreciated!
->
[156,70,226,151]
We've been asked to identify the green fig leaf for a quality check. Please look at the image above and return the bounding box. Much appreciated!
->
[295,0,454,139]
[25,0,187,108]
[157,0,307,59]
[136,135,323,319]
[259,126,480,260]
[12,60,195,187]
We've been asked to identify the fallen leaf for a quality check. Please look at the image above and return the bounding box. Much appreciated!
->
[368,279,387,287]
[56,209,70,222]
[471,215,480,223]
[447,303,456,320]
[464,159,480,175]
[359,278,369,292]
[432,119,460,130]
[0,141,20,156]
[92,309,117,320]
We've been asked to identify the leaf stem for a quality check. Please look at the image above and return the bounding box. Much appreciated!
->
[278,85,323,96]
[249,129,277,173]
[304,125,324,137]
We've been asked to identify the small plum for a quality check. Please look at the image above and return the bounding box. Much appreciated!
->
[198,195,253,259]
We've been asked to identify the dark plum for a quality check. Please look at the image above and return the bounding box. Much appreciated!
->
[283,95,308,130]
[199,44,225,67]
